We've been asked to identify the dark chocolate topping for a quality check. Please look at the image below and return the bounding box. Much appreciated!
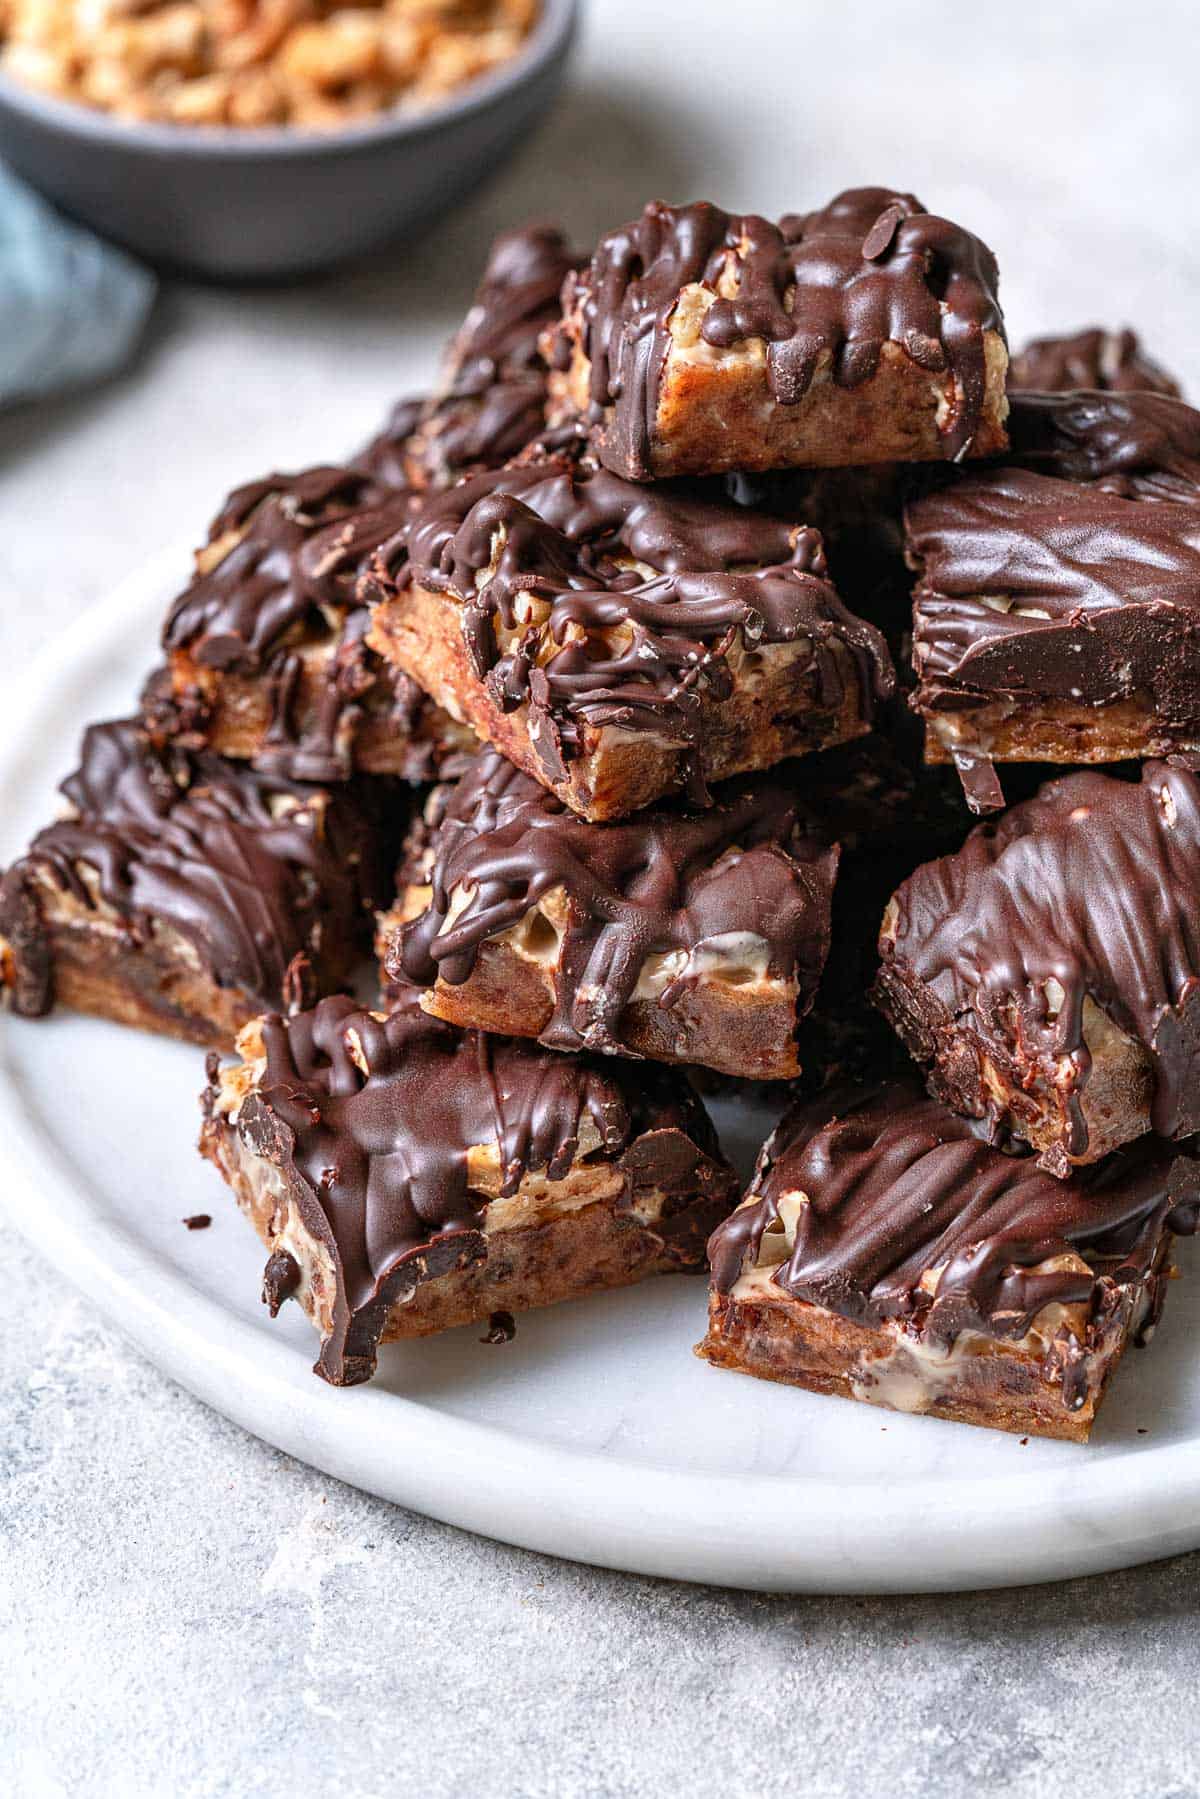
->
[395,749,839,1055]
[709,1081,1199,1345]
[908,465,1200,709]
[232,992,733,1383]
[1009,328,1181,398]
[575,188,1005,474]
[0,718,386,1013]
[380,451,893,777]
[1005,389,1200,501]
[880,762,1200,1145]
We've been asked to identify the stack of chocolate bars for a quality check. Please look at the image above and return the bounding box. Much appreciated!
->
[5,189,1200,1442]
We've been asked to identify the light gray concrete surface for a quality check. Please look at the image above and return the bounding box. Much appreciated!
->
[3,2,1200,1793]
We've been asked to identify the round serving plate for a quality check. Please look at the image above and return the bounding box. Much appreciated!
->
[3,554,1199,1594]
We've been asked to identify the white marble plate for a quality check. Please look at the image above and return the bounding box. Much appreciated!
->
[3,554,1200,1594]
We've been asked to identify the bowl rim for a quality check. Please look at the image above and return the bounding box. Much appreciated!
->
[0,0,577,157]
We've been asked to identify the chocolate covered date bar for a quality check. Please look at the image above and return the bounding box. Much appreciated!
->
[380,749,839,1080]
[201,993,739,1384]
[906,388,1200,811]
[155,463,474,784]
[554,188,1009,481]
[365,451,894,821]
[362,224,582,491]
[873,762,1200,1174]
[0,719,394,1047]
[699,1081,1200,1440]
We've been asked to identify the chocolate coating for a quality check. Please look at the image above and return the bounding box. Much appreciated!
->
[0,718,389,1017]
[574,188,1005,475]
[227,993,735,1384]
[909,466,1200,715]
[376,450,893,785]
[1009,328,1181,398]
[160,463,451,783]
[709,1081,1199,1355]
[394,748,839,1056]
[363,226,581,489]
[877,762,1200,1151]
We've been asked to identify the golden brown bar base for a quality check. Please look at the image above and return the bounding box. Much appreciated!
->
[696,1281,1156,1443]
[367,583,869,821]
[922,692,1200,770]
[204,1114,708,1348]
[377,911,803,1080]
[560,334,1010,481]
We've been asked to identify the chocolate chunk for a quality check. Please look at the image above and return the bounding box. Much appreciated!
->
[182,1214,212,1230]
[262,1248,301,1316]
[481,1310,516,1344]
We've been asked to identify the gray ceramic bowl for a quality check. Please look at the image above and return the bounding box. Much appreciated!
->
[0,0,577,280]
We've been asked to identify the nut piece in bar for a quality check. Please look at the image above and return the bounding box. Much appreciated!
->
[362,225,583,491]
[365,451,895,821]
[906,389,1200,811]
[155,463,475,784]
[0,719,395,1047]
[698,1081,1200,1441]
[201,992,739,1385]
[554,188,1009,481]
[873,762,1200,1175]
[379,749,839,1080]
[1009,327,1181,397]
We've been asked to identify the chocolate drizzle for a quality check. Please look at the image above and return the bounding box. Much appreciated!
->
[0,718,388,1016]
[395,749,839,1055]
[1009,328,1181,398]
[709,1081,1200,1353]
[878,763,1200,1149]
[380,451,893,780]
[227,993,734,1383]
[160,464,445,782]
[574,188,1005,476]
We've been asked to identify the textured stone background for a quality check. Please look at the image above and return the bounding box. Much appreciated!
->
[3,1,1200,1794]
